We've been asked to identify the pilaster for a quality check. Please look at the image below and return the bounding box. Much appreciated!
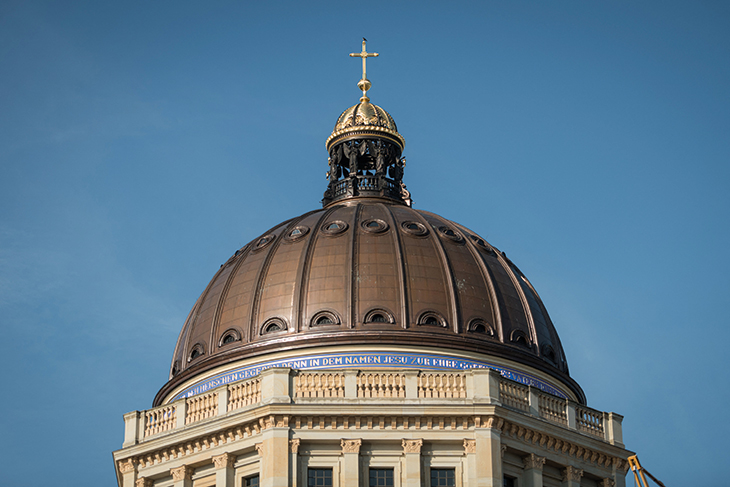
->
[123,411,141,447]
[170,465,193,487]
[341,439,362,487]
[174,398,187,428]
[463,439,477,486]
[344,370,358,398]
[522,454,545,487]
[259,427,290,487]
[213,452,236,487]
[561,466,583,487]
[402,439,423,487]
[290,439,301,487]
[119,459,137,487]
[475,417,502,487]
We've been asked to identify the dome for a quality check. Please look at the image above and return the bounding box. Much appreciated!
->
[153,41,585,407]
[155,198,584,405]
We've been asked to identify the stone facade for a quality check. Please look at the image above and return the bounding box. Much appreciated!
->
[113,360,630,487]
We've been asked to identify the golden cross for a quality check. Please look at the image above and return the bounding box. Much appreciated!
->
[350,38,378,99]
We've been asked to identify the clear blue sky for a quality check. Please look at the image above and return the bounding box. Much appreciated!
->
[1,1,728,485]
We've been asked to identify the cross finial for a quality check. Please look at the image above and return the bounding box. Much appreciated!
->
[350,38,379,101]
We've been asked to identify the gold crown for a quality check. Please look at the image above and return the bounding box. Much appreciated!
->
[325,100,405,152]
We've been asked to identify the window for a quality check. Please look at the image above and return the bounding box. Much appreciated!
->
[243,475,259,487]
[369,468,394,487]
[430,469,455,487]
[308,468,333,487]
[503,477,516,487]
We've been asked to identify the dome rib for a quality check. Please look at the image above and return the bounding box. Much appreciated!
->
[293,209,330,333]
[381,203,410,328]
[452,221,503,341]
[497,253,538,348]
[414,211,461,332]
[348,203,362,327]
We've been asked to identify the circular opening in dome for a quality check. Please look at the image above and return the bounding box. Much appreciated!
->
[362,219,388,234]
[222,335,235,344]
[316,316,333,325]
[286,225,310,241]
[438,226,463,242]
[425,316,438,325]
[470,234,488,248]
[418,312,446,327]
[401,221,428,237]
[370,314,387,323]
[265,323,282,333]
[261,318,287,335]
[253,234,276,251]
[321,221,348,236]
[188,344,205,362]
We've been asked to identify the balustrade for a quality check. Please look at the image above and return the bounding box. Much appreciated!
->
[357,372,406,398]
[228,378,261,411]
[295,372,345,398]
[144,404,176,437]
[538,394,568,426]
[418,373,466,398]
[185,391,218,424]
[499,379,530,412]
[576,406,605,438]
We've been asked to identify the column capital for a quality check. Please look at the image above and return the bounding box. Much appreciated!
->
[119,459,136,474]
[463,439,476,454]
[212,452,236,469]
[402,439,423,454]
[341,438,362,454]
[171,465,193,481]
[562,466,584,482]
[255,442,264,456]
[135,478,152,487]
[600,479,616,487]
[523,453,546,471]
[290,438,301,453]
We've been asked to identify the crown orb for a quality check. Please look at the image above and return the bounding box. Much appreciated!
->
[357,78,372,92]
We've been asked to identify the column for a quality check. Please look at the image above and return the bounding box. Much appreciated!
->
[341,439,362,487]
[611,459,628,487]
[259,426,290,487]
[561,466,583,487]
[290,439,301,487]
[213,452,236,487]
[522,454,545,487]
[474,416,502,487]
[463,439,477,486]
[170,465,193,487]
[118,459,137,487]
[402,439,423,487]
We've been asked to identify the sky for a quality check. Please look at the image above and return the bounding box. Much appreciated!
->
[0,1,728,485]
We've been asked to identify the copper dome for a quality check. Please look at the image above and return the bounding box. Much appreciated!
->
[155,197,584,405]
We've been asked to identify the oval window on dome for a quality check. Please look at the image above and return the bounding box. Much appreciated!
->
[510,330,532,349]
[321,221,348,236]
[286,225,310,241]
[253,234,276,251]
[437,226,463,242]
[362,219,388,234]
[401,221,428,237]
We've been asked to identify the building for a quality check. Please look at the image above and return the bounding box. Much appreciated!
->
[113,42,631,487]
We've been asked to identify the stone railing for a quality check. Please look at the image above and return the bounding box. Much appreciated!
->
[358,372,406,398]
[418,373,466,398]
[295,372,345,398]
[143,404,176,437]
[123,367,622,449]
[229,377,261,409]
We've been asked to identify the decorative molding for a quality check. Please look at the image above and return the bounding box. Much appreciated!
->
[600,479,616,487]
[212,452,235,469]
[171,465,193,481]
[402,439,423,454]
[255,443,264,456]
[463,439,476,454]
[501,445,507,458]
[119,459,135,474]
[562,466,584,482]
[341,438,362,454]
[290,438,301,453]
[135,478,152,487]
[523,453,546,471]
